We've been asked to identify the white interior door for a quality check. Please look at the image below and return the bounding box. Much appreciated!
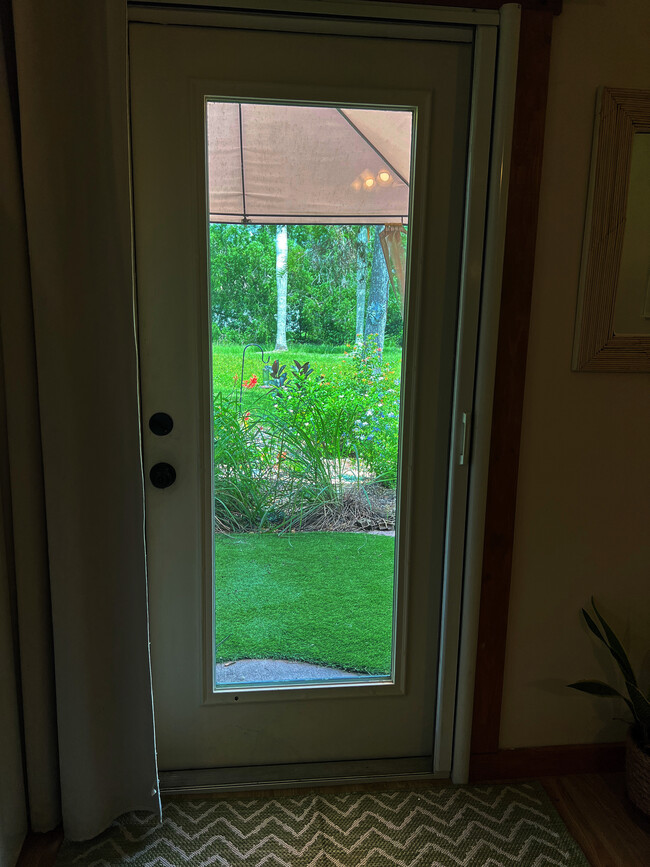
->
[130,8,492,785]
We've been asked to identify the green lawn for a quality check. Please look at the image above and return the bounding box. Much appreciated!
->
[214,532,395,675]
[212,342,402,397]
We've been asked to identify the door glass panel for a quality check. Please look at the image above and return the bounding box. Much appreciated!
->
[207,101,414,689]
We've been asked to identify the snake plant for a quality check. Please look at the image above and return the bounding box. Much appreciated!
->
[568,598,650,753]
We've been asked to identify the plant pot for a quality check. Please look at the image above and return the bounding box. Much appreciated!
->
[626,728,650,816]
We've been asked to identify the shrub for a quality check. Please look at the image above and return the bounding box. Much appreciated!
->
[212,344,402,532]
[213,382,351,533]
[333,336,401,486]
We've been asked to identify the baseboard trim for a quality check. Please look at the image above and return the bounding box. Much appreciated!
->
[469,742,625,781]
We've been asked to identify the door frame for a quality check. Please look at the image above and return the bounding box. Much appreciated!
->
[128,0,521,789]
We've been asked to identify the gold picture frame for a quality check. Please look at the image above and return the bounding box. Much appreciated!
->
[573,87,650,372]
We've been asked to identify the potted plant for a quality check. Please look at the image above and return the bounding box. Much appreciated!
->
[568,599,650,815]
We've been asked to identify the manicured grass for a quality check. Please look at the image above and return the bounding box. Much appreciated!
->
[214,532,395,674]
[212,342,402,398]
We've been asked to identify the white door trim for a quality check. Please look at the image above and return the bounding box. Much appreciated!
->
[434,22,499,778]
[451,3,521,784]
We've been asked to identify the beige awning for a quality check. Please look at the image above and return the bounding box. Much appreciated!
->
[380,224,408,313]
[207,102,412,225]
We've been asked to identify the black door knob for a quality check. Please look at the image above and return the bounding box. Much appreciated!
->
[149,462,176,489]
[149,412,174,436]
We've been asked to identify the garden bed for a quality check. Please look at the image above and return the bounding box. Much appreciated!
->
[212,342,402,534]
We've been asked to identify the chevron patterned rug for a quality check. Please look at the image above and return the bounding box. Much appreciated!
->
[55,782,588,866]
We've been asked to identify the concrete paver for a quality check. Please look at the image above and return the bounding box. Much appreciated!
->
[214,658,370,684]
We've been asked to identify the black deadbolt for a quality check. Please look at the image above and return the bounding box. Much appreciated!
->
[149,462,176,489]
[149,412,173,436]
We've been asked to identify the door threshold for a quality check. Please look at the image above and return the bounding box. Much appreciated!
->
[159,756,448,794]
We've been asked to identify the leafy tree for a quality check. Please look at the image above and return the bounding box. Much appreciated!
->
[209,223,404,347]
[210,224,276,344]
[289,224,358,345]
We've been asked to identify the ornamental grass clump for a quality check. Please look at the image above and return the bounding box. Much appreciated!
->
[213,377,358,533]
[568,598,650,754]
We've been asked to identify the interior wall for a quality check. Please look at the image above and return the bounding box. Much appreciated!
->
[499,0,650,749]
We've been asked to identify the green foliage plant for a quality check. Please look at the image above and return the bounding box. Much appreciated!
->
[268,359,287,388]
[212,342,403,532]
[337,335,401,486]
[568,598,650,753]
[213,366,360,532]
[264,358,362,495]
[212,391,275,530]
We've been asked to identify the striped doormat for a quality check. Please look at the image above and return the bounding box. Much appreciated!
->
[55,782,588,866]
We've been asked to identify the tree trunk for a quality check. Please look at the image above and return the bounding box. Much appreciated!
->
[274,224,288,352]
[355,227,367,348]
[364,226,389,356]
